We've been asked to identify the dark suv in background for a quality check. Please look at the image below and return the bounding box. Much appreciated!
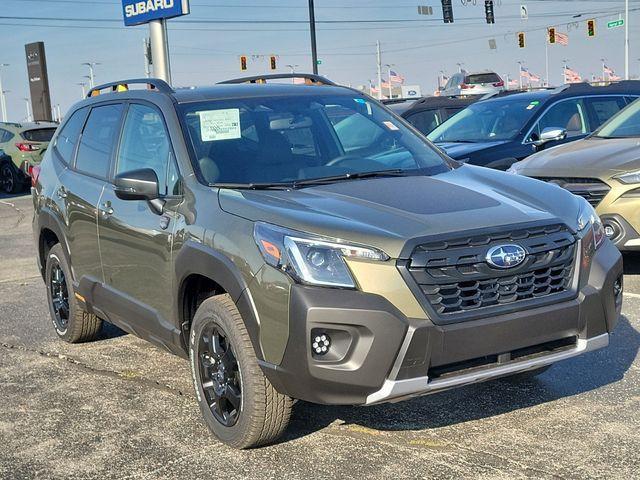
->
[428,81,640,170]
[32,75,623,448]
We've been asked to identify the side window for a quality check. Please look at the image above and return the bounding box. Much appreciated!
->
[405,110,441,135]
[116,104,172,195]
[586,96,627,128]
[75,104,123,178]
[329,109,386,152]
[54,107,88,164]
[530,98,587,141]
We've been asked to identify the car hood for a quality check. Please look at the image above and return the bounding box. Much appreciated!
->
[435,140,509,160]
[514,137,640,176]
[218,166,582,258]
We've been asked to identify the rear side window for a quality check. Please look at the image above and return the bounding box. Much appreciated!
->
[75,104,124,179]
[465,73,501,84]
[54,108,88,164]
[0,128,13,143]
[22,128,57,142]
[585,96,627,128]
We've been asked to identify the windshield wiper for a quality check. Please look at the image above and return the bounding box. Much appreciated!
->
[213,182,293,190]
[292,169,412,188]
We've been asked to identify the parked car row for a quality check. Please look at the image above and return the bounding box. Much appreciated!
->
[0,121,58,193]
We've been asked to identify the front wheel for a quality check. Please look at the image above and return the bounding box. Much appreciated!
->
[189,294,293,449]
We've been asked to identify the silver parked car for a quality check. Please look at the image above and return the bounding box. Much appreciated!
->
[441,71,505,97]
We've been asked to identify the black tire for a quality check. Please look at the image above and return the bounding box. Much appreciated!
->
[1,161,19,194]
[189,294,293,449]
[45,244,102,343]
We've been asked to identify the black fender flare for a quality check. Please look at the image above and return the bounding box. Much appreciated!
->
[36,206,71,279]
[174,240,263,359]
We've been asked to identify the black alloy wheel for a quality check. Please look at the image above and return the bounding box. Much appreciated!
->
[198,323,242,427]
[49,260,70,332]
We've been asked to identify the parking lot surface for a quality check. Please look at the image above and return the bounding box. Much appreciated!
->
[1,192,639,480]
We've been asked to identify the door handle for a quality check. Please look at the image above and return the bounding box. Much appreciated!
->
[56,186,67,199]
[99,201,114,216]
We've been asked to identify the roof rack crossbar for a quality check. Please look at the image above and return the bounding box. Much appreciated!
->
[86,78,174,98]
[218,73,336,86]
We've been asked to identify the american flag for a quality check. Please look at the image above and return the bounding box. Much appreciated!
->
[564,66,582,83]
[556,32,569,46]
[381,80,392,89]
[609,74,622,81]
[369,84,380,95]
[389,70,405,84]
[603,65,616,75]
[508,79,519,87]
[520,68,539,81]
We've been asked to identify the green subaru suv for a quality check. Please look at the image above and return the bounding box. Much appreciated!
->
[32,76,623,449]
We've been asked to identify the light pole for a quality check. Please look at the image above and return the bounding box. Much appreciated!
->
[384,63,395,99]
[82,62,100,88]
[625,0,629,80]
[456,62,465,73]
[562,59,570,84]
[285,64,299,74]
[77,82,87,98]
[23,98,31,122]
[0,64,9,122]
[517,61,524,89]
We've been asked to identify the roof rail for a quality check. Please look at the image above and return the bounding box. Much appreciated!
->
[218,73,336,86]
[86,78,174,98]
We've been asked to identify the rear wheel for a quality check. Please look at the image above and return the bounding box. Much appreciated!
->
[45,244,102,343]
[189,294,293,449]
[0,162,19,194]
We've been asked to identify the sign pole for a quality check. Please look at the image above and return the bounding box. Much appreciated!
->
[308,0,319,74]
[149,19,172,84]
[0,64,7,122]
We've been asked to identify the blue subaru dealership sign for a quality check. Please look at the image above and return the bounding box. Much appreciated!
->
[122,0,190,26]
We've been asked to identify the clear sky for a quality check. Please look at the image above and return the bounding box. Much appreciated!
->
[1,0,639,121]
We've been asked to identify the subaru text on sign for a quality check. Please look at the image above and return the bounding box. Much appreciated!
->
[122,0,190,26]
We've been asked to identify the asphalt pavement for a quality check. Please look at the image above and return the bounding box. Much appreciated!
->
[1,192,639,480]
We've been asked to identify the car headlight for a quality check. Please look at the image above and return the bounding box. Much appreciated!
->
[577,197,605,249]
[254,222,388,288]
[614,169,640,184]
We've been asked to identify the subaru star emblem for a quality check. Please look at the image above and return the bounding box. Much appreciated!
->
[486,244,527,269]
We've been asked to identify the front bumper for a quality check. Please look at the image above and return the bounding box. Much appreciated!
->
[262,239,623,406]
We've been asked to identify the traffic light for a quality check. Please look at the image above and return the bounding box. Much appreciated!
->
[548,27,556,44]
[518,32,526,49]
[485,1,495,24]
[240,55,247,71]
[587,19,596,37]
[269,55,277,71]
[441,0,454,24]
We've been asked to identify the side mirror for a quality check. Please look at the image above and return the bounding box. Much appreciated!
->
[114,168,159,201]
[534,127,567,147]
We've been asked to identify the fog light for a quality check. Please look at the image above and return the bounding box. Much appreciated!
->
[604,225,615,238]
[312,333,331,355]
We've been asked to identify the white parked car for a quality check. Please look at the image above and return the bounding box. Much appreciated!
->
[441,71,505,97]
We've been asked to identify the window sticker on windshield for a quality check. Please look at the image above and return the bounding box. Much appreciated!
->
[383,121,399,131]
[198,109,241,141]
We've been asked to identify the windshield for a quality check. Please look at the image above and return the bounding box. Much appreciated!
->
[428,98,540,143]
[179,94,450,186]
[594,99,640,138]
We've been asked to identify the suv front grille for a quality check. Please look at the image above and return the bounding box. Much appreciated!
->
[403,223,577,321]
[533,177,611,207]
